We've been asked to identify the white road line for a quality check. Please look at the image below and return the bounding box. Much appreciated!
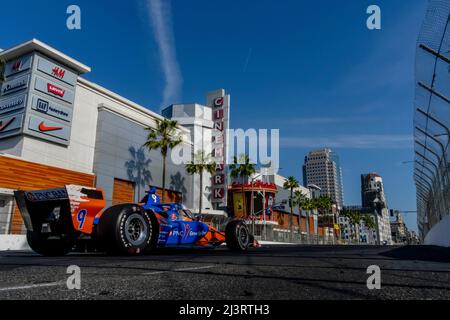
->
[143,265,214,275]
[174,265,214,272]
[142,271,166,275]
[0,281,63,292]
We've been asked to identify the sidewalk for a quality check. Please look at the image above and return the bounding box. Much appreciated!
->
[0,235,30,251]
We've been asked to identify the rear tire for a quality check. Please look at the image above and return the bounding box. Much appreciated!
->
[225,220,251,251]
[26,231,73,256]
[97,204,156,255]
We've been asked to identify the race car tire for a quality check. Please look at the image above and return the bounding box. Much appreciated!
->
[26,230,73,256]
[97,204,155,255]
[144,210,159,253]
[225,220,251,251]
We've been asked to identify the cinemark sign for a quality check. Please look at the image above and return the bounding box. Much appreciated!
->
[211,94,229,206]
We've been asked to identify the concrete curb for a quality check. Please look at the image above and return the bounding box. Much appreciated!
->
[259,241,297,245]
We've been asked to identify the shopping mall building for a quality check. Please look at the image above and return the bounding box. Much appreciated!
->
[0,39,228,237]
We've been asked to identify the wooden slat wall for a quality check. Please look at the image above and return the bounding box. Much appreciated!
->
[10,206,23,235]
[155,188,182,203]
[0,155,95,234]
[112,179,135,205]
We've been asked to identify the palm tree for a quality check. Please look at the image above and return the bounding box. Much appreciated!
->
[186,151,216,215]
[362,214,376,230]
[283,176,299,240]
[313,197,324,225]
[361,214,376,244]
[143,119,182,202]
[293,190,308,234]
[303,198,314,236]
[316,196,334,228]
[229,154,256,217]
[342,209,362,243]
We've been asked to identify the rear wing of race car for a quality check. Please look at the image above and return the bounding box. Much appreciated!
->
[14,185,105,234]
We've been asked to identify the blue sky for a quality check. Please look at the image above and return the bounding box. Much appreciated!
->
[0,0,429,231]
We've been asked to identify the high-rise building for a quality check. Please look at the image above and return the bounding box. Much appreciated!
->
[361,173,392,245]
[302,148,344,209]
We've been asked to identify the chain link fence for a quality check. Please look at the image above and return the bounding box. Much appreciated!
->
[256,231,335,245]
[414,0,450,240]
[249,224,336,245]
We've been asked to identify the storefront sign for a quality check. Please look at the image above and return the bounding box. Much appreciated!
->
[1,74,30,96]
[37,57,77,86]
[0,113,24,134]
[209,92,230,207]
[0,51,79,145]
[34,76,75,104]
[0,94,27,115]
[3,55,33,78]
[31,95,72,122]
[28,115,70,141]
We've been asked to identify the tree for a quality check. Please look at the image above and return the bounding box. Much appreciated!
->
[315,196,334,227]
[293,190,308,234]
[342,209,362,243]
[229,154,256,217]
[186,151,216,215]
[361,214,376,243]
[302,198,315,236]
[143,119,182,202]
[283,176,299,240]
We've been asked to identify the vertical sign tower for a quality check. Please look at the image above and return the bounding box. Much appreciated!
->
[0,40,88,146]
[207,89,230,209]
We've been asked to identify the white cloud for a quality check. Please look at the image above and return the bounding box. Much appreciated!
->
[281,134,413,149]
[145,0,182,107]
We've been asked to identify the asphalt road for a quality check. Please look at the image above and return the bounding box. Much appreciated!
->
[0,245,450,300]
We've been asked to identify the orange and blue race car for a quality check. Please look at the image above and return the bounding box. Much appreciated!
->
[14,185,259,256]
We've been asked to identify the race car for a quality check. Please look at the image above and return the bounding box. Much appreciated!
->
[14,185,259,256]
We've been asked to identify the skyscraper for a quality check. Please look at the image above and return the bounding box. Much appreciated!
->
[302,148,344,209]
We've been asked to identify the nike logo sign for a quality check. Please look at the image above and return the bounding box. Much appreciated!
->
[38,121,62,132]
[0,117,16,132]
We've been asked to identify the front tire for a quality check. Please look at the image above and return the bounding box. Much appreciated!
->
[225,220,251,251]
[97,204,156,255]
[26,230,73,256]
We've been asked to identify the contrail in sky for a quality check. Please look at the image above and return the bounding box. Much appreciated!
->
[145,0,182,107]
